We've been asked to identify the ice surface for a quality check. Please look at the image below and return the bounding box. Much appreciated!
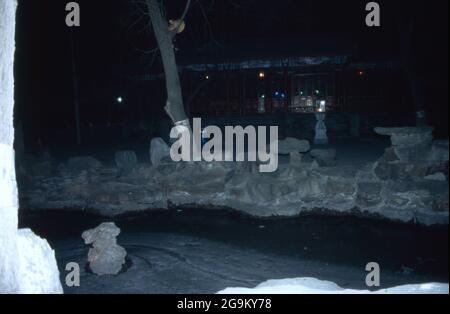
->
[46,229,447,294]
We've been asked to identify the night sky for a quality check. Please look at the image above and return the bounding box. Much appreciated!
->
[14,0,449,147]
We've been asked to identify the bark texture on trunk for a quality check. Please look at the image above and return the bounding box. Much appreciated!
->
[146,0,188,125]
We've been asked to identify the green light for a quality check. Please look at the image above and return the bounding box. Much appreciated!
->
[315,90,320,95]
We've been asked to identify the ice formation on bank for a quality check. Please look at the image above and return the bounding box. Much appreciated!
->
[21,130,449,226]
[217,277,449,294]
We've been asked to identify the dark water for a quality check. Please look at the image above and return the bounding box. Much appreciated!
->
[20,209,449,283]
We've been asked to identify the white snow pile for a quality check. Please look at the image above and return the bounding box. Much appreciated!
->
[217,278,449,295]
[16,229,63,294]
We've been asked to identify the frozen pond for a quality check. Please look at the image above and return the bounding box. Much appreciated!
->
[20,209,449,294]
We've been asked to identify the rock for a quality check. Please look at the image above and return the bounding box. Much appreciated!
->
[246,177,275,203]
[381,180,438,212]
[310,149,337,167]
[374,127,434,162]
[373,161,390,180]
[373,128,447,180]
[432,198,449,213]
[374,127,434,144]
[289,152,303,166]
[16,229,63,294]
[357,182,382,207]
[326,176,356,197]
[296,172,328,198]
[426,162,449,178]
[280,138,310,154]
[67,156,102,174]
[428,141,449,162]
[157,163,177,175]
[115,151,138,174]
[374,161,429,181]
[150,138,171,166]
[394,163,429,179]
[278,138,310,155]
[393,145,431,163]
[82,223,127,276]
[382,148,400,162]
[424,173,447,181]
[356,165,380,182]
[385,193,410,207]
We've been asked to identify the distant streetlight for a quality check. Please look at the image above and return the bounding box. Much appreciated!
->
[259,71,265,79]
[117,97,123,104]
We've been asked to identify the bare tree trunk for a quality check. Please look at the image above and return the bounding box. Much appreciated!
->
[185,78,210,114]
[146,0,188,125]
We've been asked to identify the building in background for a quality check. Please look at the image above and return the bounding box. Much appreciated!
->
[130,42,402,118]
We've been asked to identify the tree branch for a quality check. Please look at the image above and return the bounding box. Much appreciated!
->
[180,0,192,22]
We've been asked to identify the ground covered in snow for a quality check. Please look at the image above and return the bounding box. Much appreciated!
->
[218,277,449,294]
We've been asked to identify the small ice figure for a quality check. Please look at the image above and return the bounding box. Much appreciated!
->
[82,222,127,276]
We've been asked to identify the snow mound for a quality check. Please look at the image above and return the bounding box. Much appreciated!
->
[217,278,449,294]
[16,229,63,294]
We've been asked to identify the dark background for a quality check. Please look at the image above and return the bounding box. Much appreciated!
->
[14,0,449,152]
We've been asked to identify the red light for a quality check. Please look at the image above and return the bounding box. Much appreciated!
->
[358,71,365,76]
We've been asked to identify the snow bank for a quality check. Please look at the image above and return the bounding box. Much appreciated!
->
[217,278,449,294]
[16,229,63,294]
